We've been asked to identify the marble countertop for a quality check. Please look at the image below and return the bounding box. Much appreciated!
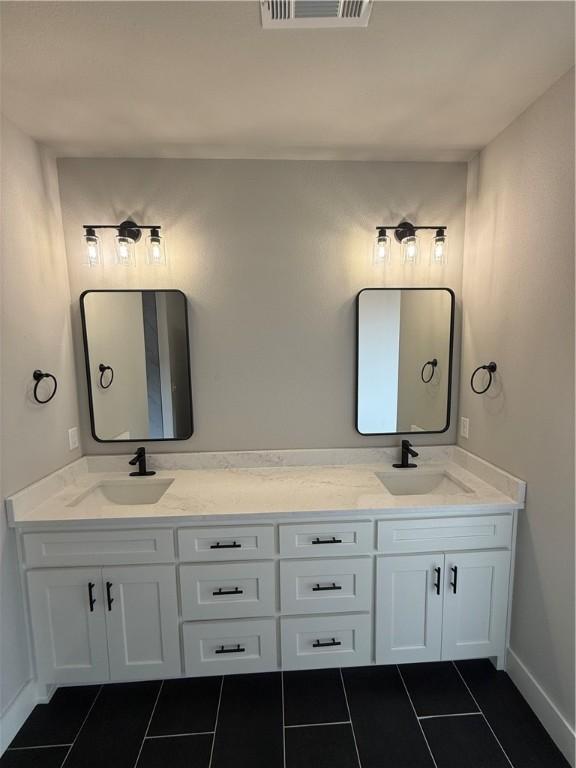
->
[6,447,525,527]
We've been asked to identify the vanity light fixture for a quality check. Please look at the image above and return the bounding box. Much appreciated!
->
[373,221,447,267]
[83,221,165,267]
[146,227,167,266]
[431,228,447,265]
[373,227,391,265]
[83,227,102,268]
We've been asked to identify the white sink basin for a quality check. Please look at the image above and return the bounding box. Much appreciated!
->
[376,471,473,496]
[69,478,174,507]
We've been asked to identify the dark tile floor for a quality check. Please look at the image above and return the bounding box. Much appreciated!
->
[1,660,569,768]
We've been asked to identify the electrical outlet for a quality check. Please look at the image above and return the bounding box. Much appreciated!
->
[68,427,79,451]
[460,417,469,440]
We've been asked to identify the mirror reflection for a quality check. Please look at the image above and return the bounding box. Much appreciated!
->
[81,290,193,441]
[356,288,454,435]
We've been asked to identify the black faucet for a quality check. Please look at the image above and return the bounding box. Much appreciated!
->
[129,447,156,477]
[393,439,419,469]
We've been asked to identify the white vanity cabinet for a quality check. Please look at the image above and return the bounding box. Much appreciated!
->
[28,564,180,684]
[19,507,517,685]
[375,517,513,666]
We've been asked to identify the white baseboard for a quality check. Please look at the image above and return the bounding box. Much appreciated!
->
[0,679,56,756]
[507,648,575,767]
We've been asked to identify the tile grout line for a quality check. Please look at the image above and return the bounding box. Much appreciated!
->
[8,744,73,751]
[208,676,225,768]
[396,666,439,768]
[284,721,351,729]
[131,680,164,768]
[145,730,215,739]
[281,671,287,768]
[339,668,363,768]
[451,662,516,768]
[418,712,481,720]
[60,684,104,768]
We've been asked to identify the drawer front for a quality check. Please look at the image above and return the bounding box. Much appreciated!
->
[23,529,175,567]
[183,619,278,676]
[281,614,371,670]
[279,521,373,558]
[180,561,276,620]
[178,526,275,561]
[280,558,372,614]
[377,515,513,554]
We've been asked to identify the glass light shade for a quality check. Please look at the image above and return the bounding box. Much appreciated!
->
[373,234,391,265]
[430,234,447,265]
[115,235,136,267]
[146,232,166,265]
[401,235,420,265]
[83,232,101,267]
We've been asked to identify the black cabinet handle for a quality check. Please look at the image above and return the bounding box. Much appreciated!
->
[215,644,245,655]
[212,587,244,596]
[312,638,342,648]
[312,537,343,545]
[433,567,441,596]
[88,582,96,612]
[210,541,241,550]
[312,582,342,592]
[450,566,458,594]
[106,581,114,611]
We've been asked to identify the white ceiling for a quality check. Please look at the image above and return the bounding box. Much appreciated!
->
[1,1,573,161]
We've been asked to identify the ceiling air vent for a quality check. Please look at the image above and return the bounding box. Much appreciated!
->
[261,0,372,28]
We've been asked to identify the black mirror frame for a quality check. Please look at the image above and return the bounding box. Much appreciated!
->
[80,288,194,443]
[355,286,455,436]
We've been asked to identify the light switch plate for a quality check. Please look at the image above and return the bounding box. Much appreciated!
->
[68,427,79,451]
[460,417,469,439]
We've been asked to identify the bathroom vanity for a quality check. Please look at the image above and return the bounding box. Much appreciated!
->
[6,447,525,687]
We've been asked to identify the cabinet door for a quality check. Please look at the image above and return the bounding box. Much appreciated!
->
[376,555,444,664]
[442,550,510,661]
[103,565,180,681]
[27,568,109,683]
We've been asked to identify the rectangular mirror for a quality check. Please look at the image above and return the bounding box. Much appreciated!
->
[356,288,454,435]
[80,290,193,442]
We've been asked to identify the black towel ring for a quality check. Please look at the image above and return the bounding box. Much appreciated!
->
[421,358,438,383]
[471,362,497,394]
[32,370,58,404]
[98,364,114,389]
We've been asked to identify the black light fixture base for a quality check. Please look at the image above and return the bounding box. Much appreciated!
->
[394,220,416,243]
[119,219,142,242]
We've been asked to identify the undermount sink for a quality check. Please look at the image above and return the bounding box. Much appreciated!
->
[69,478,174,507]
[376,471,473,496]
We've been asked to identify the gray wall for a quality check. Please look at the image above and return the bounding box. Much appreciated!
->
[0,117,82,715]
[57,158,467,454]
[459,70,575,732]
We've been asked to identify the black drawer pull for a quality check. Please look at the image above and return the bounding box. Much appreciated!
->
[215,644,246,655]
[312,537,343,545]
[88,581,96,612]
[210,541,242,549]
[213,587,244,596]
[312,638,342,648]
[450,566,458,594]
[312,582,342,592]
[105,581,114,611]
[433,567,441,596]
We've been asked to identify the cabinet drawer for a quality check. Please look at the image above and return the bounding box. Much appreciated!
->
[23,529,175,567]
[178,526,275,561]
[180,562,276,620]
[280,558,372,614]
[279,521,372,557]
[281,614,371,670]
[377,515,513,554]
[183,619,278,676]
